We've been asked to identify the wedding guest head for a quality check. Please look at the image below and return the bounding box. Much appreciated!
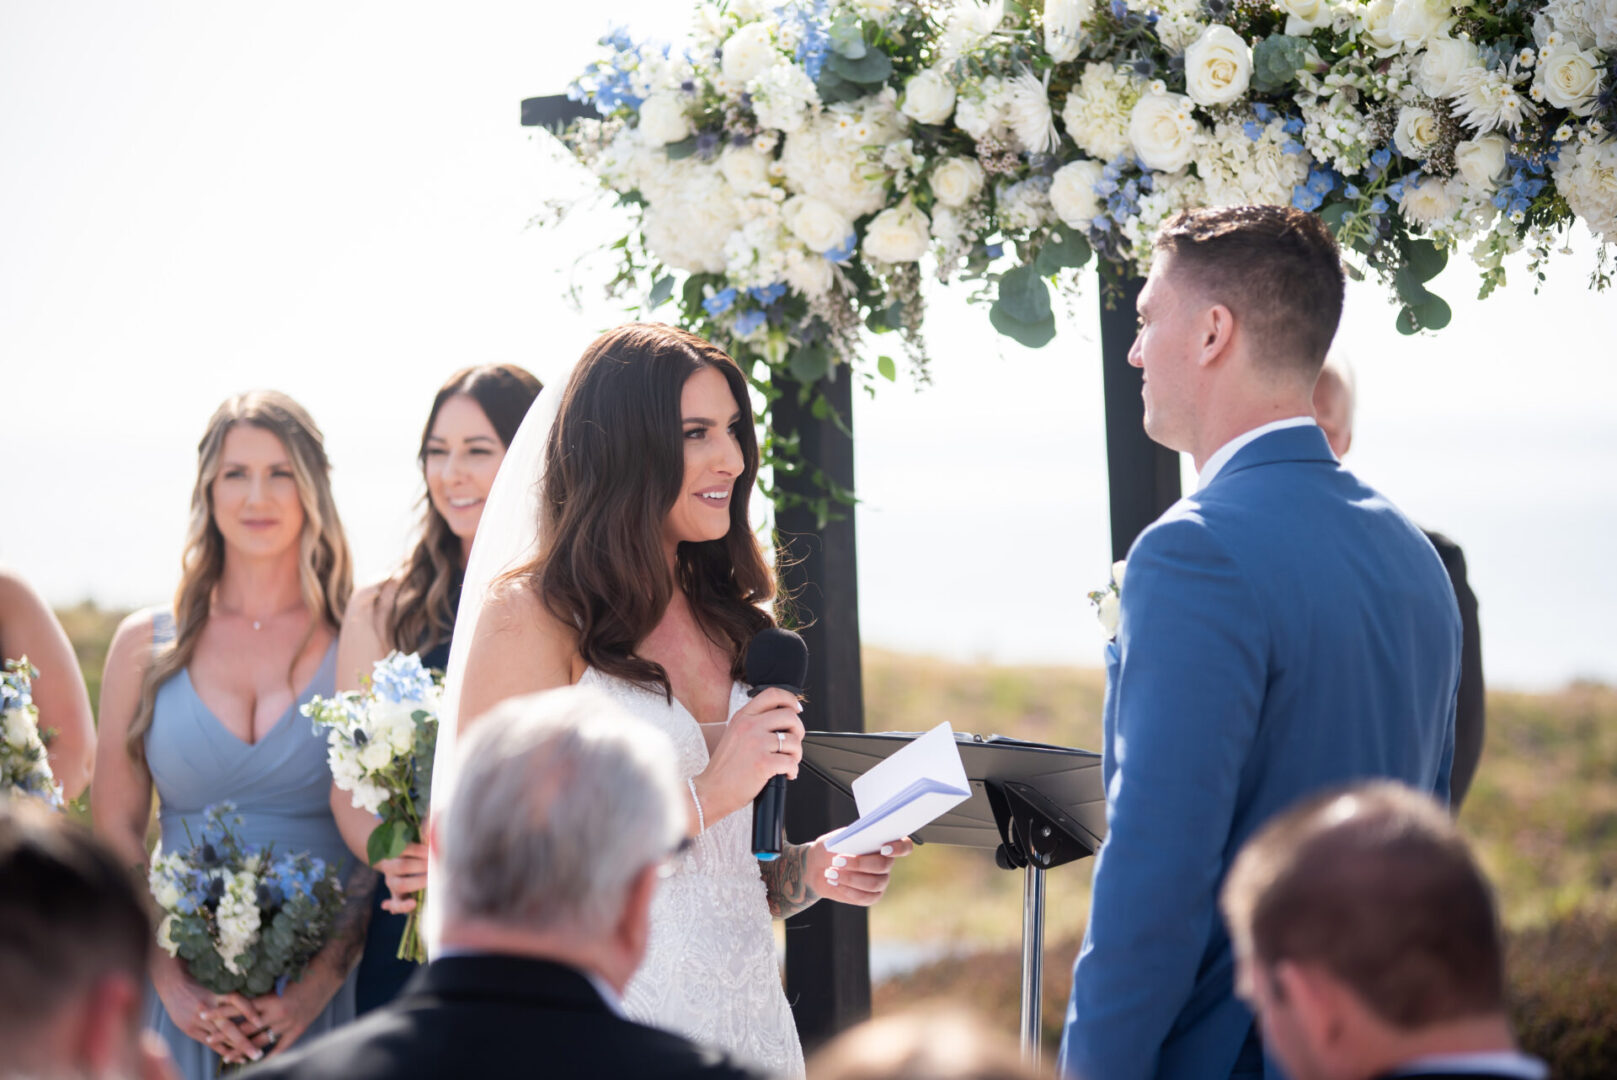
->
[807,1009,1048,1080]
[1133,205,1345,466]
[1312,356,1357,459]
[533,322,774,693]
[436,684,688,983]
[1220,781,1535,1080]
[0,798,177,1080]
[384,364,541,657]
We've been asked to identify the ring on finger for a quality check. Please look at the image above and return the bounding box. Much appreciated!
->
[776,731,786,753]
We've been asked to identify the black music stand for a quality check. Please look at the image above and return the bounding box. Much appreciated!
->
[800,730,1105,1065]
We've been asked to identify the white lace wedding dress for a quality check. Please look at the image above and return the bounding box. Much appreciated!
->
[578,667,805,1078]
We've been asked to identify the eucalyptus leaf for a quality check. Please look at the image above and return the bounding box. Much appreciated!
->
[989,303,1058,348]
[829,14,867,59]
[1251,33,1310,93]
[1395,305,1420,335]
[1393,266,1432,306]
[997,264,1052,324]
[789,342,831,383]
[664,137,698,161]
[1404,238,1447,283]
[648,274,674,308]
[1035,226,1093,276]
[827,50,892,85]
[877,355,897,381]
[815,69,866,105]
[1413,293,1452,330]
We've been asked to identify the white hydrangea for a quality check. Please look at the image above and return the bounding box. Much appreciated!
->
[781,97,899,219]
[722,21,780,89]
[955,76,1018,147]
[1552,135,1617,242]
[1061,62,1141,162]
[215,870,262,976]
[1299,90,1376,173]
[722,145,773,196]
[996,175,1056,232]
[725,211,793,287]
[941,0,1007,61]
[1122,171,1206,272]
[1542,0,1617,51]
[751,62,821,133]
[1130,0,1207,54]
[1192,113,1311,208]
[641,159,741,273]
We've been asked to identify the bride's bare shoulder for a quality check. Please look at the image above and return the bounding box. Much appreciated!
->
[460,577,580,698]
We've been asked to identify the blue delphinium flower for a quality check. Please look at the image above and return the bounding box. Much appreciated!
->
[1293,185,1325,212]
[1244,120,1265,141]
[703,287,739,316]
[734,309,768,336]
[824,233,858,263]
[792,0,832,81]
[749,282,787,305]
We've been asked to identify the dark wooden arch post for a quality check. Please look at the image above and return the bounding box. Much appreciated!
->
[770,370,871,1052]
[1099,277,1182,558]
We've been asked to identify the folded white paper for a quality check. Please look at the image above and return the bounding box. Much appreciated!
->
[826,721,970,855]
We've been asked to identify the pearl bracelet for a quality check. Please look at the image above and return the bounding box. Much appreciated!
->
[687,777,706,835]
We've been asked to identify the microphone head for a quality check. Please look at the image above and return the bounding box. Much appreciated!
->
[744,627,809,693]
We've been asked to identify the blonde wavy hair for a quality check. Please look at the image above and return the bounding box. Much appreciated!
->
[127,390,352,764]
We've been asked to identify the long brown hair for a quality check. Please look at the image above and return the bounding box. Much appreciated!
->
[385,365,542,656]
[520,324,775,697]
[128,391,352,763]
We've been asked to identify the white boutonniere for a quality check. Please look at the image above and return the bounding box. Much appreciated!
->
[1088,560,1127,640]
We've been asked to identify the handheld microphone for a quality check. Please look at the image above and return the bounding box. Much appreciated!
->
[743,627,809,862]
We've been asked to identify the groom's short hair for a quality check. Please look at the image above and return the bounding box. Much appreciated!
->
[1154,205,1345,377]
[1220,781,1505,1029]
[441,686,687,935]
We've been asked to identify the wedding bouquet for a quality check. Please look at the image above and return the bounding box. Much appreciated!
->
[302,651,439,961]
[1,658,62,808]
[551,0,1615,392]
[148,803,344,997]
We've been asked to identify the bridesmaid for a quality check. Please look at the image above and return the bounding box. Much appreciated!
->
[0,566,96,800]
[330,364,540,1013]
[92,391,370,1076]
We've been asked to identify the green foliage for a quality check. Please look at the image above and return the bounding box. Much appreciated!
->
[989,264,1058,348]
[1250,33,1310,93]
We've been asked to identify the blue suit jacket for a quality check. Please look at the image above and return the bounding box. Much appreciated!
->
[1057,425,1461,1080]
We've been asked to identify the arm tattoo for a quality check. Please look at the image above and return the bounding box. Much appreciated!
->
[761,843,820,920]
[321,864,377,974]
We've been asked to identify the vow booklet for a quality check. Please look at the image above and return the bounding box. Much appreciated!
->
[825,721,971,855]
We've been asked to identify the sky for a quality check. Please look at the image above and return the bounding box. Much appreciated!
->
[3,2,1615,692]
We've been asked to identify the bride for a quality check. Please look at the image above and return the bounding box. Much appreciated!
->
[428,323,911,1076]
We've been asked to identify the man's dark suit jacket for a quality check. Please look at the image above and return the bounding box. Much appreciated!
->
[244,955,769,1080]
[1425,531,1486,806]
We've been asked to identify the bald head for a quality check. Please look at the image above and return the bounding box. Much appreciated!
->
[1312,357,1356,458]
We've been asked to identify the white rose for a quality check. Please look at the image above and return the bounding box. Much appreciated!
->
[638,92,691,146]
[1415,36,1480,98]
[1394,106,1442,160]
[783,195,855,254]
[1388,0,1453,48]
[1096,591,1121,638]
[1358,0,1403,55]
[862,201,931,263]
[1278,0,1334,34]
[1049,159,1106,228]
[359,732,394,772]
[1184,25,1252,107]
[152,875,183,912]
[1128,92,1199,172]
[1398,174,1463,226]
[1536,44,1604,114]
[901,69,957,125]
[721,146,772,195]
[1453,133,1509,190]
[722,22,777,88]
[931,156,986,208]
[2,710,31,750]
[1044,0,1092,63]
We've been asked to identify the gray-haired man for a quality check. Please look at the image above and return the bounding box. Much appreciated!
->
[247,686,768,1080]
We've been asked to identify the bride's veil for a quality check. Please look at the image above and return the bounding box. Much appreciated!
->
[422,377,564,954]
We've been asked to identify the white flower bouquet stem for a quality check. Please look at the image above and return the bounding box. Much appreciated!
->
[304,652,440,963]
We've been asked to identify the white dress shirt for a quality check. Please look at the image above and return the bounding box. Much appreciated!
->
[1196,416,1318,491]
[1385,1049,1549,1079]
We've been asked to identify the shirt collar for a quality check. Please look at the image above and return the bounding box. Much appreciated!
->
[1385,1050,1548,1080]
[432,946,627,1018]
[1196,417,1318,491]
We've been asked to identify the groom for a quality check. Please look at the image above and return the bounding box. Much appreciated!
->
[1057,206,1461,1080]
